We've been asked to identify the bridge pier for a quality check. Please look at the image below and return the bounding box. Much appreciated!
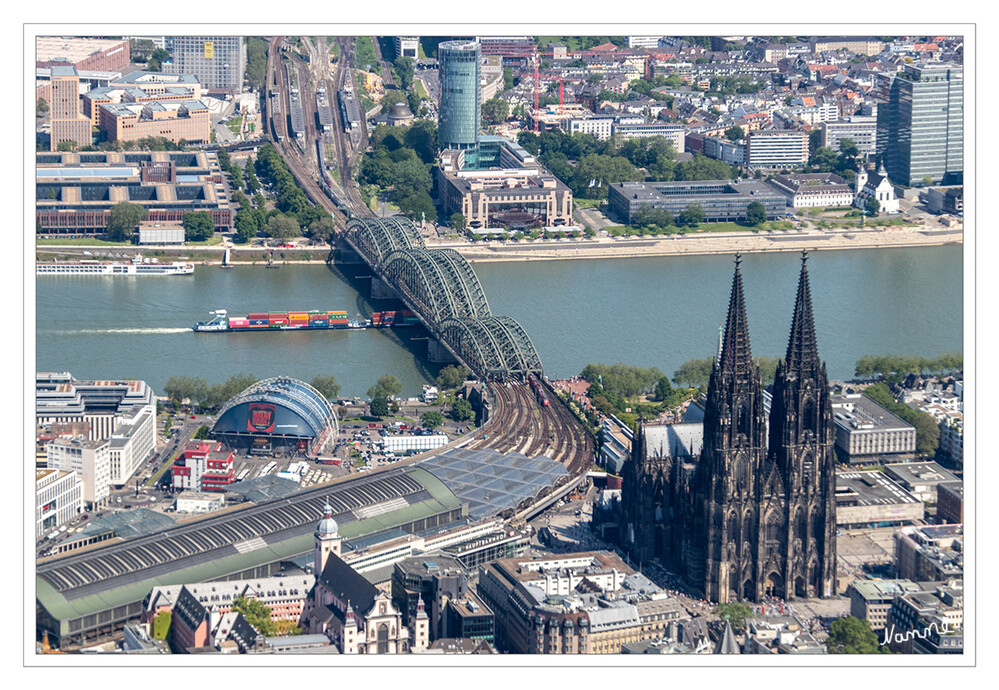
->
[427,339,459,364]
[371,277,397,300]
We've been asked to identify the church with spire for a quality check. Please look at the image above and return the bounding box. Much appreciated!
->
[308,502,428,653]
[620,253,837,603]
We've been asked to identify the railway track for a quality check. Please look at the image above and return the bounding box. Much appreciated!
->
[467,381,594,479]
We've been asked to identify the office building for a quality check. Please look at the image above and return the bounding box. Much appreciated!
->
[767,173,854,208]
[46,437,111,509]
[877,64,963,186]
[848,579,923,632]
[36,469,82,538]
[822,117,878,157]
[394,37,419,59]
[608,179,786,225]
[895,524,963,581]
[166,36,246,94]
[884,462,959,503]
[437,136,573,230]
[438,40,481,151]
[35,151,233,236]
[477,551,685,654]
[834,470,924,528]
[98,100,210,146]
[747,130,809,169]
[808,37,886,55]
[36,36,131,72]
[936,482,963,524]
[830,393,915,463]
[171,440,236,493]
[885,582,963,653]
[48,66,92,151]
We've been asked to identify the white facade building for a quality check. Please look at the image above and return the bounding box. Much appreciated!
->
[36,469,82,538]
[570,116,615,141]
[381,434,450,455]
[107,404,156,486]
[747,130,809,169]
[46,437,111,509]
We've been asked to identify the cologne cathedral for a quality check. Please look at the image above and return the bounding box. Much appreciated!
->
[621,253,837,603]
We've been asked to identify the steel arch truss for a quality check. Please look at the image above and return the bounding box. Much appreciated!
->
[438,316,544,380]
[346,216,425,267]
[382,249,491,323]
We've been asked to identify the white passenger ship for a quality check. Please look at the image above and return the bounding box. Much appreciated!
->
[37,254,195,276]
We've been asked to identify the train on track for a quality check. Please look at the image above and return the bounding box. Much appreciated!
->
[528,374,550,407]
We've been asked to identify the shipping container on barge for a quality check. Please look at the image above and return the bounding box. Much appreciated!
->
[193,309,421,333]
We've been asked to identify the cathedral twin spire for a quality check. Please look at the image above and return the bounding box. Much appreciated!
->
[718,254,754,378]
[717,251,818,380]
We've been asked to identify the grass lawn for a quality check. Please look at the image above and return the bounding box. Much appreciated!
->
[574,198,603,209]
[184,236,224,246]
[414,79,428,100]
[226,116,243,135]
[36,237,122,246]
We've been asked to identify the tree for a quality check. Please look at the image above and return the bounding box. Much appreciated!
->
[420,411,445,430]
[450,398,474,422]
[745,201,767,226]
[653,376,674,402]
[809,146,838,172]
[865,196,881,216]
[308,217,336,245]
[234,208,258,243]
[164,376,209,406]
[369,395,390,417]
[182,210,215,241]
[436,365,470,389]
[673,357,715,389]
[827,616,891,654]
[450,213,467,232]
[266,214,300,242]
[713,602,753,632]
[56,140,77,152]
[105,201,149,242]
[393,56,415,91]
[192,425,211,440]
[230,165,243,190]
[404,119,438,164]
[396,190,436,223]
[231,596,277,637]
[678,203,705,227]
[482,97,509,124]
[36,97,49,117]
[148,47,169,72]
[725,126,745,142]
[244,162,260,194]
[922,175,934,187]
[808,129,823,155]
[310,375,341,400]
[368,375,403,399]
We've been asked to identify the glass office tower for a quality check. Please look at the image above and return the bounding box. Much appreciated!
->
[438,40,481,151]
[878,63,963,186]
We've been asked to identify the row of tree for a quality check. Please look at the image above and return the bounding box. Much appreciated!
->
[245,38,269,92]
[854,353,963,382]
[239,144,331,243]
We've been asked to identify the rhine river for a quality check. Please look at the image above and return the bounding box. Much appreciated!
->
[34,246,964,398]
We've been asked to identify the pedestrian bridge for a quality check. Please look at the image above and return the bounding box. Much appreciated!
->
[340,217,543,381]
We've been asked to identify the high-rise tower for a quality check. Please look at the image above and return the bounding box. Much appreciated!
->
[437,40,481,151]
[877,63,963,186]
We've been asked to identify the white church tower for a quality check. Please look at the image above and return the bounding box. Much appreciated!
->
[314,501,341,575]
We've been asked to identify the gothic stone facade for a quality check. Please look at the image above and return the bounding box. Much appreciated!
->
[622,254,837,603]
